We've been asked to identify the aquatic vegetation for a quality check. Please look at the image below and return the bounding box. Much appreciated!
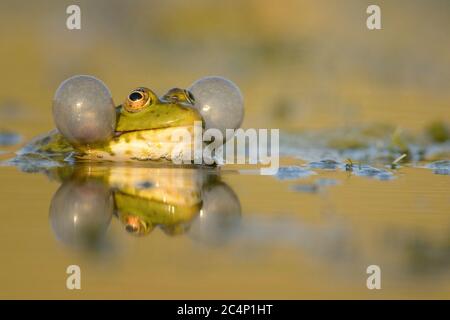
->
[390,153,407,169]
[390,128,410,156]
[0,131,21,146]
[327,135,368,150]
[345,158,354,172]
[351,164,395,180]
[280,124,450,166]
[425,121,449,143]
[275,166,316,180]
[426,160,450,175]
[308,159,341,170]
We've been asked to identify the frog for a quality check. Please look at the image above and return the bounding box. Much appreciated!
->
[48,164,242,246]
[87,166,204,237]
[17,87,204,163]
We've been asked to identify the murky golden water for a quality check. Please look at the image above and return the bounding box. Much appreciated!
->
[0,159,449,299]
[0,0,450,299]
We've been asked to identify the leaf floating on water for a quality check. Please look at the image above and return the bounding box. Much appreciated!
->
[275,166,317,180]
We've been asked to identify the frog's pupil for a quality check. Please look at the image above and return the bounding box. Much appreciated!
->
[129,92,143,101]
[125,224,138,233]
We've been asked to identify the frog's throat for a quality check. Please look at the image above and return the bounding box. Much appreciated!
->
[76,125,199,162]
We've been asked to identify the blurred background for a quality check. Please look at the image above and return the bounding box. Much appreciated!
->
[0,0,449,299]
[0,0,449,140]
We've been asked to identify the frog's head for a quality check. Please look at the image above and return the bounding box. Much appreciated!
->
[115,87,202,133]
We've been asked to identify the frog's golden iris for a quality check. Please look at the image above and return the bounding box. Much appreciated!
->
[123,87,156,113]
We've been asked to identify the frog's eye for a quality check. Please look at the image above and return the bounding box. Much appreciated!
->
[123,215,153,236]
[185,90,196,104]
[123,87,153,113]
[125,224,138,233]
[129,91,143,102]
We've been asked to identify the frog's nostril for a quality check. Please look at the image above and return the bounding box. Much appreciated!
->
[129,91,143,102]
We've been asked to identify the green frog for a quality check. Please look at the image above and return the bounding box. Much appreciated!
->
[48,164,241,245]
[18,87,203,163]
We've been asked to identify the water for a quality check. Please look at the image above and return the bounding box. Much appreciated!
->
[0,146,449,298]
[0,0,450,299]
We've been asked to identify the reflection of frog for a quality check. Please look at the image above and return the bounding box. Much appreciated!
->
[18,87,202,162]
[48,165,241,250]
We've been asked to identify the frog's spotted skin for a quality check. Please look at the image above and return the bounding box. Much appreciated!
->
[17,87,206,163]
